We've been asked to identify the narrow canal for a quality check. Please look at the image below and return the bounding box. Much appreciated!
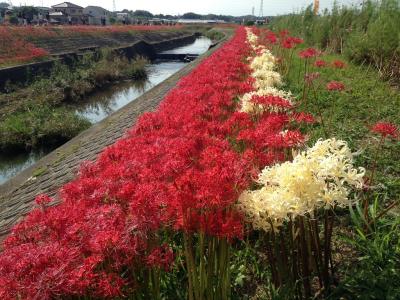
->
[0,36,212,185]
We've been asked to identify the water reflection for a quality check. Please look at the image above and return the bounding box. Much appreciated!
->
[0,150,50,184]
[161,36,212,55]
[73,61,187,123]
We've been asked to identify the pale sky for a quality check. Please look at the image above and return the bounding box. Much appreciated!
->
[15,0,362,16]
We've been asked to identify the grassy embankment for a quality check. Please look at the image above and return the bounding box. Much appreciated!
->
[0,25,186,67]
[226,44,400,300]
[268,6,400,295]
[203,28,226,42]
[270,0,400,85]
[238,23,399,298]
[293,50,400,300]
[0,50,148,152]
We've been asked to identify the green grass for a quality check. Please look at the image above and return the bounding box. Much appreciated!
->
[330,198,400,299]
[204,29,226,42]
[0,104,91,152]
[32,166,48,178]
[270,0,400,84]
[282,51,400,200]
[276,45,400,299]
[0,51,148,152]
[1,52,148,115]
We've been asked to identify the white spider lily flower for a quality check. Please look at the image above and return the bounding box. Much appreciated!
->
[238,139,365,232]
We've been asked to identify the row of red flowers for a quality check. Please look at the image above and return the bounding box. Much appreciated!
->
[1,24,184,39]
[0,25,183,66]
[0,27,309,299]
[0,27,49,65]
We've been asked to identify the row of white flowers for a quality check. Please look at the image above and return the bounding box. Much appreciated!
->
[240,28,293,114]
[238,28,365,232]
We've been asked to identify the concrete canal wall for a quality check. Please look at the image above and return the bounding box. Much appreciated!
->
[0,31,198,90]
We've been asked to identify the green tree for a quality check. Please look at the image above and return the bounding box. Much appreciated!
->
[182,12,202,19]
[132,10,153,18]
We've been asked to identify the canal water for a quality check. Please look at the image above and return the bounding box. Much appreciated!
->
[73,61,187,123]
[0,36,212,185]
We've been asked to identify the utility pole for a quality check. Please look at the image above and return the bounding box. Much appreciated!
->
[259,0,264,17]
[314,0,320,15]
[112,0,116,12]
[252,6,255,16]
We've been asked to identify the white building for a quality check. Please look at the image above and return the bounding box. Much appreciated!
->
[51,2,84,24]
[116,12,131,24]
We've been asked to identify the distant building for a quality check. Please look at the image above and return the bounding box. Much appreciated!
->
[51,2,83,24]
[148,18,162,25]
[48,11,65,24]
[116,12,131,24]
[34,7,50,25]
[83,6,111,25]
[255,19,266,25]
[161,19,176,25]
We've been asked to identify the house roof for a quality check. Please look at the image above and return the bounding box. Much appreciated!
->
[52,2,83,9]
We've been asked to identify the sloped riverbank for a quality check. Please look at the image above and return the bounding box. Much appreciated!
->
[0,36,213,185]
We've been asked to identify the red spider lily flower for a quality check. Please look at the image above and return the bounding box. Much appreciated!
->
[281,37,304,49]
[255,47,267,55]
[291,37,304,45]
[0,28,257,298]
[96,274,126,298]
[304,72,321,84]
[291,112,316,124]
[332,60,346,69]
[0,27,314,299]
[371,122,399,139]
[265,31,277,44]
[35,194,53,206]
[281,39,294,49]
[326,81,345,91]
[252,27,261,36]
[279,29,290,37]
[146,245,175,271]
[251,95,293,110]
[299,47,319,59]
[314,59,327,67]
[279,130,306,147]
